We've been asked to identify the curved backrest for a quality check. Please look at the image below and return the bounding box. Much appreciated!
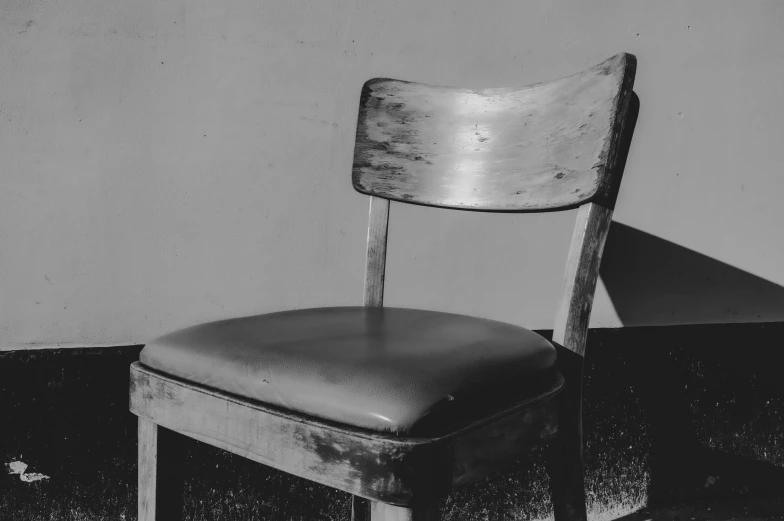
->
[353,53,636,211]
[358,54,639,358]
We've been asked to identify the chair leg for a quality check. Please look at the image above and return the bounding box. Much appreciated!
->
[369,501,438,521]
[546,374,588,521]
[138,417,186,521]
[352,495,371,521]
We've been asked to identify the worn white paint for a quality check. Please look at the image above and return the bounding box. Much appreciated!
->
[1,1,783,348]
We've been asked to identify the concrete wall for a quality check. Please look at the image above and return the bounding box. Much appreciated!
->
[2,0,783,348]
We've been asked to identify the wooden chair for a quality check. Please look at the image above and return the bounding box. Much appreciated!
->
[130,53,637,521]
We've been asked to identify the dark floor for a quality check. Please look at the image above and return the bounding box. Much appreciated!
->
[618,499,784,521]
[2,323,783,520]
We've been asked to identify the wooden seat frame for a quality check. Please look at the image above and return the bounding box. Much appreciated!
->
[130,53,637,521]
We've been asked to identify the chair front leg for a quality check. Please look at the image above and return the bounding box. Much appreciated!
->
[138,417,186,521]
[370,500,439,521]
[352,495,371,521]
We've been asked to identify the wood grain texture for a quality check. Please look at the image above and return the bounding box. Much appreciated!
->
[129,362,563,507]
[363,196,391,307]
[546,203,613,519]
[138,418,185,521]
[130,362,440,506]
[138,418,158,521]
[552,202,614,356]
[544,79,638,517]
[353,53,636,211]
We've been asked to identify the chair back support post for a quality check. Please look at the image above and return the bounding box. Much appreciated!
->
[361,196,620,356]
[551,202,614,357]
[551,60,636,357]
[362,196,615,356]
[363,196,391,307]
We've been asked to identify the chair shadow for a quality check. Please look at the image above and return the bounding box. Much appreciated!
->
[598,224,784,507]
[593,90,784,509]
[601,223,784,327]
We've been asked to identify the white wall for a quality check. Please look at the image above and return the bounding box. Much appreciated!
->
[2,0,783,348]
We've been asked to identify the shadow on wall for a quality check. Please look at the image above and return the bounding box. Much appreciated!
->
[600,89,784,327]
[600,222,784,326]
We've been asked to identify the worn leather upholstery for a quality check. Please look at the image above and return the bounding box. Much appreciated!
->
[139,307,557,436]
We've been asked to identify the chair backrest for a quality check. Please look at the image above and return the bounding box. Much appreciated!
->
[352,54,637,356]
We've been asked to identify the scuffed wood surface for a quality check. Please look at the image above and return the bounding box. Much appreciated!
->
[138,418,185,521]
[363,196,391,307]
[353,53,636,211]
[130,363,441,506]
[129,362,562,507]
[137,418,159,521]
[552,202,614,356]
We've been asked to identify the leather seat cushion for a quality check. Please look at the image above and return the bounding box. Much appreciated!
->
[139,306,557,436]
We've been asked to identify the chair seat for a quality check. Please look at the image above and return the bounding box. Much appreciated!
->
[139,306,557,436]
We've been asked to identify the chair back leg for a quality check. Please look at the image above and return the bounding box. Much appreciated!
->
[138,418,186,521]
[545,347,588,521]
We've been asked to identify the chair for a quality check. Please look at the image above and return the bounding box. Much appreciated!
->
[129,53,637,521]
